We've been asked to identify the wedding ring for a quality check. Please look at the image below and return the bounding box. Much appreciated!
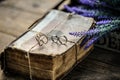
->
[35,33,48,46]
[59,36,68,45]
[51,35,59,43]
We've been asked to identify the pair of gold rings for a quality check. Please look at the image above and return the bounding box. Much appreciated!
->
[35,33,74,46]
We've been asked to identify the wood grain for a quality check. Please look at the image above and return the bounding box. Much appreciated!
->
[0,32,15,53]
[0,0,63,14]
[63,47,120,80]
[0,6,40,37]
[0,0,119,80]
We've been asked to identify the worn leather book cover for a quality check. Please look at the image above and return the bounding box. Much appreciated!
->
[1,10,94,80]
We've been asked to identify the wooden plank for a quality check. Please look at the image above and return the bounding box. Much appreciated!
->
[0,65,26,80]
[0,0,63,14]
[88,47,120,66]
[64,66,120,80]
[0,6,40,37]
[62,67,118,80]
[0,32,15,53]
[63,48,120,80]
[79,58,120,75]
[58,0,70,10]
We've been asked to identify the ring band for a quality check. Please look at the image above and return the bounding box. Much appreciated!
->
[59,35,68,45]
[35,32,48,46]
[51,35,59,43]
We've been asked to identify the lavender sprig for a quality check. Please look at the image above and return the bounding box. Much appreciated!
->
[84,24,120,49]
[84,36,98,49]
[64,5,114,19]
[69,24,113,37]
[80,35,92,47]
[96,19,120,25]
[64,5,75,13]
[79,0,120,11]
[79,0,103,7]
[65,0,120,49]
[96,20,111,25]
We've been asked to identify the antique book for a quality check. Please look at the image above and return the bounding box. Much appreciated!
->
[1,10,94,80]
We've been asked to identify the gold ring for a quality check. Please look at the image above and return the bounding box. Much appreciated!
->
[35,32,48,46]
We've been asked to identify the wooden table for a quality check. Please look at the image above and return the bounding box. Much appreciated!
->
[0,0,120,80]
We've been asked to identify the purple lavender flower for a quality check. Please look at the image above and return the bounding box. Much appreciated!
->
[97,16,110,20]
[71,7,87,14]
[69,31,86,37]
[84,36,98,49]
[81,13,96,17]
[96,20,111,25]
[79,0,96,7]
[96,19,120,25]
[64,5,113,19]
[64,5,75,13]
[84,24,119,49]
[69,28,100,37]
[80,36,91,47]
[73,7,96,14]
[79,0,108,8]
[65,0,120,50]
